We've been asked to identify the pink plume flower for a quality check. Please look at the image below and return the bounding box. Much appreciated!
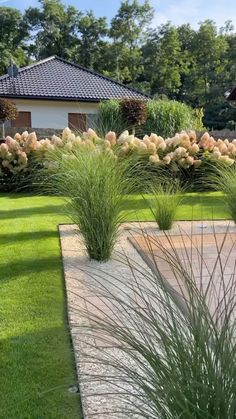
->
[105,131,116,145]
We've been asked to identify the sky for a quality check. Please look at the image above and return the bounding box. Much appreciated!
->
[1,0,236,29]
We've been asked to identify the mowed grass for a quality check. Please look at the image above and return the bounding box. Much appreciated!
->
[0,191,228,418]
[122,191,227,221]
[0,194,81,419]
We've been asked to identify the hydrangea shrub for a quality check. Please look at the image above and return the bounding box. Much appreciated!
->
[1,127,235,191]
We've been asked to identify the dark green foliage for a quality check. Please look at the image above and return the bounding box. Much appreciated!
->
[0,7,29,74]
[75,11,107,70]
[109,0,154,82]
[226,120,236,130]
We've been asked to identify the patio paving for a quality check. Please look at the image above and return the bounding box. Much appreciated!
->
[59,220,236,418]
[129,231,236,316]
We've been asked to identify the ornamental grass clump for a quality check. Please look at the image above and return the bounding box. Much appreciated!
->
[147,181,182,230]
[44,147,134,261]
[142,99,202,137]
[80,229,236,418]
[212,165,236,223]
[95,99,126,137]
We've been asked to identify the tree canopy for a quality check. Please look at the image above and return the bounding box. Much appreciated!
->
[0,0,236,129]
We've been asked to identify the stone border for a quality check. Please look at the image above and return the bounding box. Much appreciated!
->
[59,223,151,418]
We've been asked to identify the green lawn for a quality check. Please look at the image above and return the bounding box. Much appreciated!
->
[122,191,227,221]
[0,191,228,418]
[0,194,81,419]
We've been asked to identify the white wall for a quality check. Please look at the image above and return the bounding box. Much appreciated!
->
[13,99,99,129]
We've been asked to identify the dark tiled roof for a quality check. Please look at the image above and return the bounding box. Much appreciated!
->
[0,56,148,102]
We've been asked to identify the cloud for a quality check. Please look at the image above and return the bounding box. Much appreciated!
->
[151,0,236,29]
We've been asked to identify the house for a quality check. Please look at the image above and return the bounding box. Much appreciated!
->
[0,56,147,132]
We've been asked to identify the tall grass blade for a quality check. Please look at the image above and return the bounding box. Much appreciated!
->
[42,148,136,261]
[75,228,236,418]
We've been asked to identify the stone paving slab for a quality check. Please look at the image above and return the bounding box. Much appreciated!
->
[130,231,236,316]
[59,220,236,418]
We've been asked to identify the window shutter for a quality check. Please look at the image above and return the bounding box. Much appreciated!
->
[68,113,87,132]
[11,111,31,128]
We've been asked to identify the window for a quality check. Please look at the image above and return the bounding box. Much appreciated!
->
[86,113,97,129]
[68,113,86,132]
[11,111,31,128]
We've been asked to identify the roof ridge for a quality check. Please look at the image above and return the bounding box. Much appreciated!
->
[54,56,150,98]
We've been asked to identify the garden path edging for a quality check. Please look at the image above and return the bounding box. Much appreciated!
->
[59,223,152,419]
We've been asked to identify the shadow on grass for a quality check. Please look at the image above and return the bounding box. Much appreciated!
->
[122,194,225,212]
[0,193,57,199]
[0,255,61,283]
[0,205,64,220]
[122,195,149,211]
[182,195,225,206]
[0,230,59,244]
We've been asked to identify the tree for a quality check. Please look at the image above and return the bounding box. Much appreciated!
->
[224,22,236,92]
[143,23,183,97]
[1,1,236,129]
[0,98,18,138]
[0,7,29,75]
[181,21,229,128]
[24,0,81,60]
[24,1,108,71]
[74,11,108,70]
[217,24,236,128]
[110,0,154,83]
[176,24,196,99]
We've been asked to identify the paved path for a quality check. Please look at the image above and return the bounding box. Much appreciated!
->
[59,220,236,418]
